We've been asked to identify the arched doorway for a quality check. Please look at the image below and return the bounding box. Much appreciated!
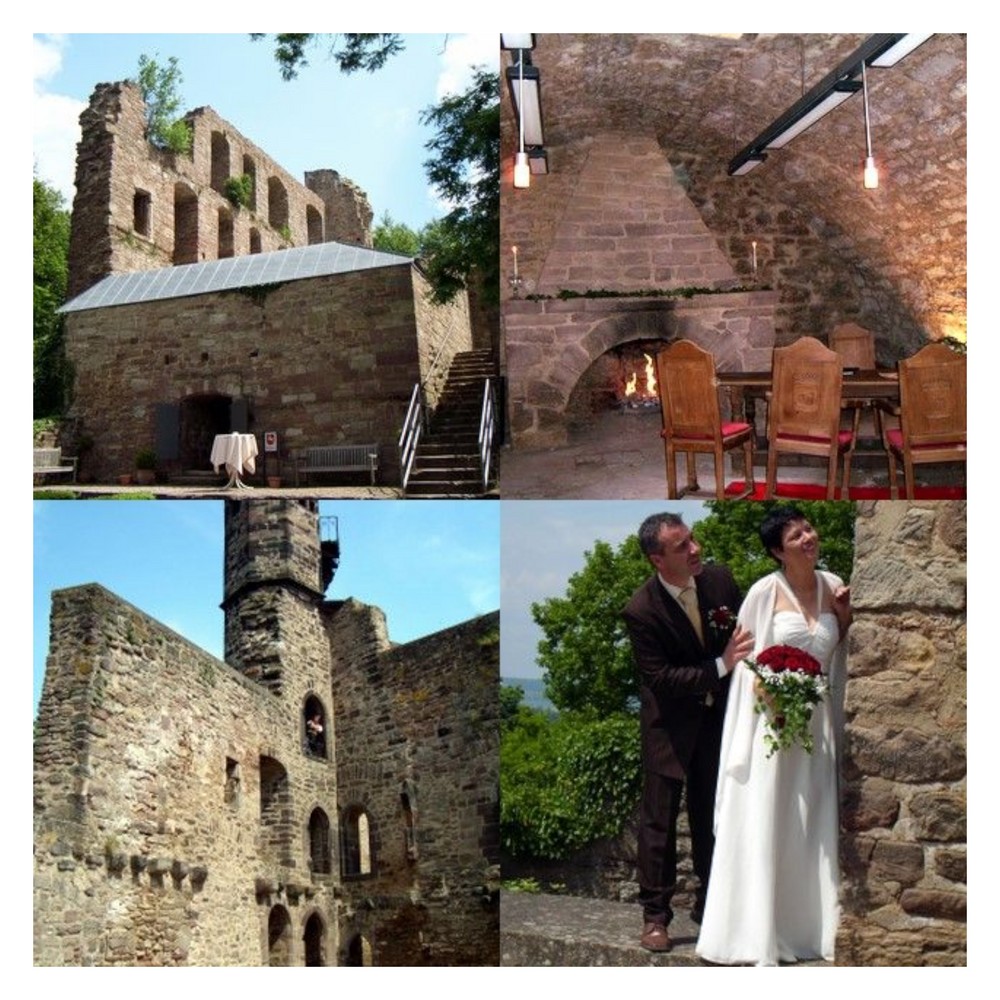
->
[303,912,325,966]
[267,905,292,966]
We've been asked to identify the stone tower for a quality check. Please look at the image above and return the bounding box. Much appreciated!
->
[222,499,335,696]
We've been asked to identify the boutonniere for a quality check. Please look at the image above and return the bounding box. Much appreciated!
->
[706,606,738,638]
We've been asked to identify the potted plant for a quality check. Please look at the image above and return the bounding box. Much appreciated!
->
[135,448,157,485]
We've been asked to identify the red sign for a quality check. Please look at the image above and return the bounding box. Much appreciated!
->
[264,432,278,453]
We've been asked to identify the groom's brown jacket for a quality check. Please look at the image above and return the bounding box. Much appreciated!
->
[623,563,743,779]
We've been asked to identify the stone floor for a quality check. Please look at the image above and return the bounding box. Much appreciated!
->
[498,408,898,500]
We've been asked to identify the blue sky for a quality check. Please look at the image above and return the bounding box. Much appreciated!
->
[33,499,499,714]
[33,32,497,232]
[501,500,708,681]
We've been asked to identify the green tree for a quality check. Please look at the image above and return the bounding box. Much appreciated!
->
[250,34,405,80]
[501,709,641,859]
[134,54,192,154]
[33,175,71,417]
[695,501,856,595]
[252,35,498,305]
[532,535,650,717]
[372,211,422,257]
[418,66,499,304]
[500,683,525,732]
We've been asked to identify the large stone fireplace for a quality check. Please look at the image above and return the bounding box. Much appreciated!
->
[505,290,778,447]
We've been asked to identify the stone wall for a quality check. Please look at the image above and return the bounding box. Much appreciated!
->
[33,584,339,966]
[837,500,966,965]
[68,82,373,299]
[327,603,500,966]
[63,262,471,483]
[412,267,475,410]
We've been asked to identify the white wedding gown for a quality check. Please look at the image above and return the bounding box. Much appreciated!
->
[696,572,843,966]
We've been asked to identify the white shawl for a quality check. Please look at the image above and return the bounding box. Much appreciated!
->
[714,569,847,827]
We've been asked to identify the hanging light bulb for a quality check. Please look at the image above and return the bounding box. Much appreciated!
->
[861,61,879,190]
[513,50,530,189]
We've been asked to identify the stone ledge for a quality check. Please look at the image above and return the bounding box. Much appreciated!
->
[499,890,829,968]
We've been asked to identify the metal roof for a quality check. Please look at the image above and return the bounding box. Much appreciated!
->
[59,241,413,314]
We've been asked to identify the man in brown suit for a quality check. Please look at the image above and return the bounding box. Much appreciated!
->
[622,512,753,953]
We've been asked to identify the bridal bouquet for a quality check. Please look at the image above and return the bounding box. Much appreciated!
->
[745,644,826,756]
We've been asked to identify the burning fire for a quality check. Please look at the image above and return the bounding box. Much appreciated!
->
[623,353,658,400]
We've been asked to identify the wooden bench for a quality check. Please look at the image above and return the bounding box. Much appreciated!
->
[295,444,379,486]
[34,447,77,483]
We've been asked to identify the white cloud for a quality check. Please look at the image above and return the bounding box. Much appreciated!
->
[435,33,497,99]
[33,34,85,204]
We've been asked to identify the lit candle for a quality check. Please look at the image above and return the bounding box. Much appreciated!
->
[751,241,758,277]
[512,245,519,279]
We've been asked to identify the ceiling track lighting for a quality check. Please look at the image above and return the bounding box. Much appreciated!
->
[513,50,530,189]
[504,39,548,186]
[728,33,933,177]
[861,61,878,189]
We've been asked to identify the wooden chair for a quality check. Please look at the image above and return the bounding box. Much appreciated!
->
[878,342,966,499]
[655,340,754,500]
[765,336,855,500]
[830,322,878,440]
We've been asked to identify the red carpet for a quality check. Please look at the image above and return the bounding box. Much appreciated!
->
[724,482,966,501]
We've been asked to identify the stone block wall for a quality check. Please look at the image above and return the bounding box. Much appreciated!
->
[68,82,373,299]
[412,266,475,409]
[64,264,428,483]
[326,603,500,966]
[33,585,339,966]
[837,501,966,965]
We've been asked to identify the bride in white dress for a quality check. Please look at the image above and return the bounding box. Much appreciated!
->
[696,507,852,966]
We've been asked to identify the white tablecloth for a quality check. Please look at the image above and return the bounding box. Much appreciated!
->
[210,433,258,476]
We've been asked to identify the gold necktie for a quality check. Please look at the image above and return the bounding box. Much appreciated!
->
[678,586,704,644]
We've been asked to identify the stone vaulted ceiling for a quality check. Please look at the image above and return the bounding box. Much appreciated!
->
[501,33,967,347]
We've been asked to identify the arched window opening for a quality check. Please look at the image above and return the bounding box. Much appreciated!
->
[267,905,292,966]
[303,695,328,759]
[401,780,418,862]
[259,755,293,866]
[210,131,231,195]
[133,189,151,237]
[342,805,373,877]
[218,206,234,259]
[308,807,331,875]
[173,183,199,265]
[345,933,373,967]
[267,176,289,233]
[303,912,325,966]
[242,155,258,212]
[306,205,323,245]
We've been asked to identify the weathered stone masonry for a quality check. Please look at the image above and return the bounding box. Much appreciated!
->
[68,81,372,300]
[34,500,499,966]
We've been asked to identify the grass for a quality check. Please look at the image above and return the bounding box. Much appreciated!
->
[33,490,157,500]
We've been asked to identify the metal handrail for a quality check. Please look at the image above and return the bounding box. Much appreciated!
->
[398,383,425,490]
[478,378,497,491]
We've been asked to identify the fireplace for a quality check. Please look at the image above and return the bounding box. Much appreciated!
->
[504,290,779,447]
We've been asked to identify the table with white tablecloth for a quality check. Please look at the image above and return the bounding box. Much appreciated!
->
[210,433,258,490]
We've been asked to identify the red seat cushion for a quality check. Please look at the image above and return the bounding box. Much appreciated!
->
[775,431,853,449]
[661,422,751,442]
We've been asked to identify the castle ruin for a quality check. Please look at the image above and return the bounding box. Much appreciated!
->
[33,500,500,966]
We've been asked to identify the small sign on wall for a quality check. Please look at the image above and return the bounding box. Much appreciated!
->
[264,431,278,453]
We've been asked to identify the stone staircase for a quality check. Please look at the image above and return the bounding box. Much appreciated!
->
[405,349,499,498]
[501,891,831,967]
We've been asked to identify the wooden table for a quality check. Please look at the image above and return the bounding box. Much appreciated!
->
[717,369,900,445]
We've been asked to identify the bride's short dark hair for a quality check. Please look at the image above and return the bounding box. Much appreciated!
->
[759,506,808,560]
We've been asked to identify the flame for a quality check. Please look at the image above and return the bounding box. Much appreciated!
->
[644,353,657,396]
[624,371,638,396]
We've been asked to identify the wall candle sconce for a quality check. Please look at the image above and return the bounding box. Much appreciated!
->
[751,241,758,280]
[509,246,524,297]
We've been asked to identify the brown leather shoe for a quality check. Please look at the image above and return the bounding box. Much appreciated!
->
[640,922,672,952]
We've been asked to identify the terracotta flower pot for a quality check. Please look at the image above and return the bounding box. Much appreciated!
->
[267,477,283,489]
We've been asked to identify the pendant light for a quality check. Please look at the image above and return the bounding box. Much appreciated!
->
[862,61,879,189]
[513,50,530,189]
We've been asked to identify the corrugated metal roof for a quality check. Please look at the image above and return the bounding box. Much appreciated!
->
[59,241,413,313]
